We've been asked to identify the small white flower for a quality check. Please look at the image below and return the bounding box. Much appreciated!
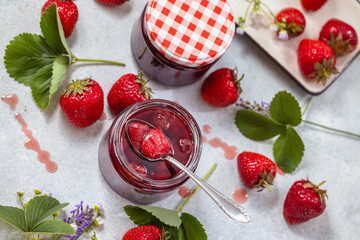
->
[236,27,245,35]
[94,216,105,226]
[17,189,25,197]
[23,197,32,207]
[70,222,78,230]
[270,24,279,33]
[278,30,289,40]
[250,11,259,20]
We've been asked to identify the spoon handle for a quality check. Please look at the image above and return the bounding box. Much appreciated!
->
[166,156,251,223]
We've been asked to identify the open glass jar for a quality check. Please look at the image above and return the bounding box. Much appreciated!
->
[131,0,235,86]
[98,99,202,204]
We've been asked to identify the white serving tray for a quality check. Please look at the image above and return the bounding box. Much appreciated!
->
[228,0,360,95]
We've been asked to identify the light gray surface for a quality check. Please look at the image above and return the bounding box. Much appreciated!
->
[0,0,359,239]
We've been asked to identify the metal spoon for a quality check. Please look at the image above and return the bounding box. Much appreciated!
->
[126,119,251,223]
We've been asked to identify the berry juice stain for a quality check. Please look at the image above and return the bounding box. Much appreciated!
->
[14,113,58,173]
[276,165,285,175]
[202,136,238,160]
[202,124,212,134]
[178,186,192,198]
[2,94,57,173]
[1,94,19,111]
[232,188,248,204]
[100,112,107,121]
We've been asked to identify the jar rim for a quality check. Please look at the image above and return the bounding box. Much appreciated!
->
[109,99,202,191]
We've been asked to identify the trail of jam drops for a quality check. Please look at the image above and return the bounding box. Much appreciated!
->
[1,94,18,111]
[14,113,58,173]
[2,94,58,173]
[178,186,192,198]
[232,187,248,204]
[202,136,238,160]
[100,112,107,121]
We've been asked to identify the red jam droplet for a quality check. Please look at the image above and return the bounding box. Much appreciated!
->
[100,112,107,121]
[276,165,285,175]
[178,186,192,198]
[202,125,212,134]
[207,137,238,160]
[1,94,19,111]
[233,188,248,204]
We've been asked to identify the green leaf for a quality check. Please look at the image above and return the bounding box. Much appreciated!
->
[40,3,72,60]
[124,205,158,226]
[180,213,207,240]
[30,64,54,109]
[40,4,67,55]
[24,196,69,231]
[0,206,26,232]
[235,110,286,141]
[138,206,182,227]
[26,220,75,235]
[4,33,57,86]
[50,55,69,99]
[269,91,302,126]
[273,127,305,173]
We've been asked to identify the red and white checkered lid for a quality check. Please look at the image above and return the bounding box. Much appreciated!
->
[145,0,235,67]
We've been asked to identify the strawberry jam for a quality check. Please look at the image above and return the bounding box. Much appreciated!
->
[98,100,202,203]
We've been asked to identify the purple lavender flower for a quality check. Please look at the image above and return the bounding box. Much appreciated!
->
[237,99,271,117]
[64,202,102,240]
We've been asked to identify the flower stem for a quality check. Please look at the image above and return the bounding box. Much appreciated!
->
[302,120,360,138]
[72,58,125,66]
[302,97,312,116]
[19,196,25,210]
[177,163,217,213]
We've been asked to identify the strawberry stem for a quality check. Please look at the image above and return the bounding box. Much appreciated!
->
[263,180,272,192]
[317,181,326,188]
[177,163,217,213]
[301,97,312,116]
[72,57,125,66]
[302,120,360,138]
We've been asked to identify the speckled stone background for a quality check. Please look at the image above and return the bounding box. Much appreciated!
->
[0,0,359,239]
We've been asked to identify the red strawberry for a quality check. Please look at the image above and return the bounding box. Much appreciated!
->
[60,79,104,128]
[237,152,276,191]
[283,179,328,224]
[41,0,79,38]
[300,0,327,11]
[275,8,305,39]
[128,121,150,150]
[319,18,358,56]
[298,39,339,85]
[97,0,128,6]
[107,71,152,115]
[201,68,243,107]
[122,225,164,240]
[141,128,172,159]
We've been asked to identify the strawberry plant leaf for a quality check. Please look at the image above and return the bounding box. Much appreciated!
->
[180,213,207,240]
[273,127,305,173]
[4,33,57,86]
[30,64,54,109]
[49,55,69,100]
[0,206,26,232]
[123,205,158,226]
[26,220,75,235]
[269,91,302,126]
[25,196,68,231]
[235,110,286,140]
[40,4,68,56]
[138,205,182,227]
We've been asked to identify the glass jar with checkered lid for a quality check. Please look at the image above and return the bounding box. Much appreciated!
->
[131,0,235,86]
